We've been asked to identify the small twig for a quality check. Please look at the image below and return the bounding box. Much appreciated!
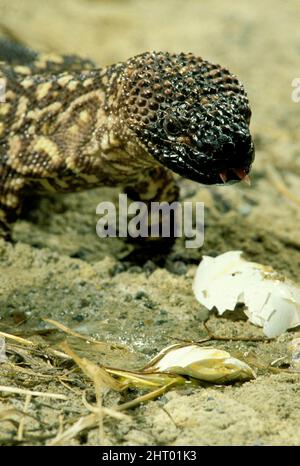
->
[160,406,179,428]
[0,331,36,347]
[57,414,64,438]
[116,380,178,411]
[0,385,67,400]
[266,164,300,208]
[58,378,81,395]
[17,394,31,441]
[0,433,55,446]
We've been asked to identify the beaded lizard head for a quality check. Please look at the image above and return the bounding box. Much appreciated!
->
[117,51,254,185]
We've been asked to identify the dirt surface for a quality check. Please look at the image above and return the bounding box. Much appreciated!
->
[0,0,300,446]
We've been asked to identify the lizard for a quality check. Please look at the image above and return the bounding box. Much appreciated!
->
[0,39,254,239]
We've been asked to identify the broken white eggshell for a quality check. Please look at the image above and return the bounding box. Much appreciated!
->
[193,251,300,338]
[145,343,255,383]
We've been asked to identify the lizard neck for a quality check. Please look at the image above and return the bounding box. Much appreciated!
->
[3,60,159,193]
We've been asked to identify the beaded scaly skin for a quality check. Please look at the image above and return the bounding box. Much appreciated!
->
[0,40,254,237]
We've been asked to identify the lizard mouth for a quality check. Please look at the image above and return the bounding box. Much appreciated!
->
[163,158,253,186]
[218,167,251,185]
[145,133,255,186]
[155,148,253,186]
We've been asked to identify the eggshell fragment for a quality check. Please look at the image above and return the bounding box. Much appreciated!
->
[146,343,255,383]
[193,251,300,338]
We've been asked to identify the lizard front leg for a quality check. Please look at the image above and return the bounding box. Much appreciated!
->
[0,200,23,241]
[0,164,25,240]
[123,166,180,242]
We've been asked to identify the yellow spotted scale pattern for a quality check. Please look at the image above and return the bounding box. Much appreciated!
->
[0,39,254,237]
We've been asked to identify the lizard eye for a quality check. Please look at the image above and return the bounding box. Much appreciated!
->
[163,118,182,136]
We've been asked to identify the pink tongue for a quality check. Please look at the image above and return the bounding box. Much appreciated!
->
[219,169,251,185]
[233,168,251,186]
[219,171,228,183]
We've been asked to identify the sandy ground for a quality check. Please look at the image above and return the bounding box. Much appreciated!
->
[0,0,300,446]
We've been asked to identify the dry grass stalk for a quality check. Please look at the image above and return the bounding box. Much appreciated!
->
[0,385,67,400]
[266,164,300,208]
[17,394,31,441]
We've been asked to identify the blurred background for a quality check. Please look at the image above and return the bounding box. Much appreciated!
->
[0,0,299,141]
